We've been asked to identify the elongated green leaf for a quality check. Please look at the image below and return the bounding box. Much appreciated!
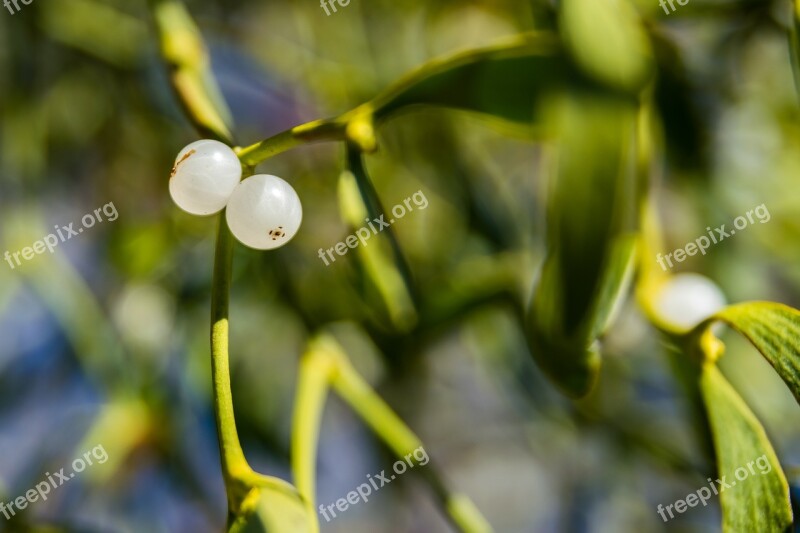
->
[150,0,233,142]
[693,302,800,405]
[700,364,792,533]
[525,91,640,397]
[370,33,563,129]
[237,31,651,168]
[559,0,653,93]
[41,0,147,66]
[337,145,418,332]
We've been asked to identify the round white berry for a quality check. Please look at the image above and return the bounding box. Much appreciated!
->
[654,273,727,330]
[169,139,242,216]
[225,174,302,250]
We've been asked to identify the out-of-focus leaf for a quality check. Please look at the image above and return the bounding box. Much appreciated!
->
[150,0,233,141]
[559,0,653,93]
[238,31,648,167]
[76,399,151,485]
[109,222,174,278]
[229,477,316,533]
[2,103,46,180]
[39,0,146,67]
[423,251,523,327]
[700,364,793,532]
[337,146,417,332]
[525,91,640,397]
[692,302,800,405]
[44,68,114,145]
[370,33,563,130]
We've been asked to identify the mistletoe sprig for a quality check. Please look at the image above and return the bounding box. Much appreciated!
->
[151,0,800,531]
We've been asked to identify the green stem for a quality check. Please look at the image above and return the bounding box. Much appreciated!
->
[304,336,493,533]
[211,204,255,514]
[151,0,310,526]
[290,341,336,533]
[235,118,347,167]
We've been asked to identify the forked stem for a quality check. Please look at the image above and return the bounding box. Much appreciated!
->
[291,335,493,533]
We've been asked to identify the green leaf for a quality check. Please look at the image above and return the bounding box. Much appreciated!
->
[693,302,800,405]
[559,0,653,93]
[700,364,792,533]
[41,0,147,67]
[369,33,563,129]
[236,30,651,168]
[150,0,233,142]
[337,145,418,332]
[525,91,640,397]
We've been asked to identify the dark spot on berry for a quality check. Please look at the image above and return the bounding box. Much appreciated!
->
[268,228,286,240]
[170,149,196,178]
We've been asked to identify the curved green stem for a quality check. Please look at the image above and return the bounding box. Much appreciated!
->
[290,341,333,533]
[292,335,493,533]
[330,352,492,533]
[151,1,317,528]
[211,207,256,513]
[235,118,347,167]
[235,104,377,167]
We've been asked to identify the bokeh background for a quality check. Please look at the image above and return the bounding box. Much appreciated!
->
[1,0,800,531]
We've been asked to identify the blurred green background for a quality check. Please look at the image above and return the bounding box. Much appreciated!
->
[1,0,800,531]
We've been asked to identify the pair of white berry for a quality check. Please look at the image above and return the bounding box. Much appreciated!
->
[169,140,302,250]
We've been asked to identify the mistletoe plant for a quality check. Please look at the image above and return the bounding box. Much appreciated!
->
[151,0,800,531]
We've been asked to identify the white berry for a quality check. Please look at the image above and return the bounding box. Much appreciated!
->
[169,139,242,216]
[654,273,727,330]
[225,174,303,250]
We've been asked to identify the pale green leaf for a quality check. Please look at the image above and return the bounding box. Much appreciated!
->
[370,33,563,130]
[695,302,800,405]
[700,364,792,533]
[559,0,653,93]
[150,0,233,142]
